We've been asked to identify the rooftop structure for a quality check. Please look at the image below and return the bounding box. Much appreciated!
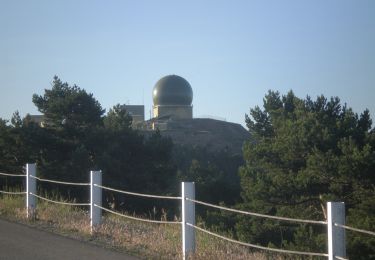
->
[152,75,193,120]
[123,105,144,125]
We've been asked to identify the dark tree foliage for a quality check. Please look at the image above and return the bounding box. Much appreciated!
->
[97,125,178,216]
[32,76,105,129]
[173,145,242,206]
[237,90,375,259]
[172,145,243,230]
[103,104,132,131]
[0,112,46,192]
[0,117,20,190]
[2,76,244,221]
[0,77,178,219]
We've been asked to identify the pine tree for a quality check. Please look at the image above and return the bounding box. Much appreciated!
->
[237,91,375,259]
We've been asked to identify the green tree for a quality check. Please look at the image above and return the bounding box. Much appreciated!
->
[32,76,104,129]
[30,77,104,191]
[104,104,132,131]
[175,147,242,206]
[29,77,178,210]
[0,112,46,191]
[237,91,375,259]
[173,145,243,231]
[2,76,179,217]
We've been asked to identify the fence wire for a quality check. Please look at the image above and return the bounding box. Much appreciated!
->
[94,204,181,224]
[335,223,375,237]
[0,172,26,177]
[335,256,349,260]
[30,175,90,186]
[29,192,90,206]
[0,190,26,195]
[94,184,181,200]
[3,166,370,259]
[186,198,327,225]
[186,223,328,257]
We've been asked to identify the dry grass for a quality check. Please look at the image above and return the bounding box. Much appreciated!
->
[0,195,282,259]
[0,194,25,218]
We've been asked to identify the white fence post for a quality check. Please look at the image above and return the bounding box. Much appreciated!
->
[26,163,36,219]
[327,202,346,260]
[90,170,102,231]
[182,182,195,259]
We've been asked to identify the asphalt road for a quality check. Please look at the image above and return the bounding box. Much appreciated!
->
[0,218,139,260]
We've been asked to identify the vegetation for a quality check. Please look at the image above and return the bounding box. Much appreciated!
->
[0,195,278,259]
[174,145,242,205]
[1,77,374,259]
[237,90,375,259]
[0,76,242,218]
[0,76,178,216]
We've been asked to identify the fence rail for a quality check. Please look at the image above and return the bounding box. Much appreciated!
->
[30,175,90,186]
[186,197,327,225]
[187,222,328,257]
[0,172,26,195]
[335,223,375,237]
[335,256,349,260]
[94,184,181,200]
[0,172,26,177]
[2,163,375,260]
[29,192,90,206]
[0,190,26,195]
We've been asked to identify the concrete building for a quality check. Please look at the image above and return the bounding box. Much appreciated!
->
[147,75,250,154]
[123,105,145,125]
[27,74,250,154]
[28,115,45,127]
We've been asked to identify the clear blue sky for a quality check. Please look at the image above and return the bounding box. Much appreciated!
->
[1,0,374,126]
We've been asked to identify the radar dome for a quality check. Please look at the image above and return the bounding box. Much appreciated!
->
[153,75,193,106]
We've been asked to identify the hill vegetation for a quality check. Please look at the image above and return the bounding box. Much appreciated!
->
[238,90,375,259]
[0,76,374,259]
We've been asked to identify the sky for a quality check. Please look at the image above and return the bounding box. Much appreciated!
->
[1,0,374,127]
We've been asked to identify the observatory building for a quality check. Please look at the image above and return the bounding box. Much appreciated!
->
[147,75,250,155]
[28,74,250,155]
[152,75,193,120]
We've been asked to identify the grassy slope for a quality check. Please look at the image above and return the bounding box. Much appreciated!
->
[0,195,280,259]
